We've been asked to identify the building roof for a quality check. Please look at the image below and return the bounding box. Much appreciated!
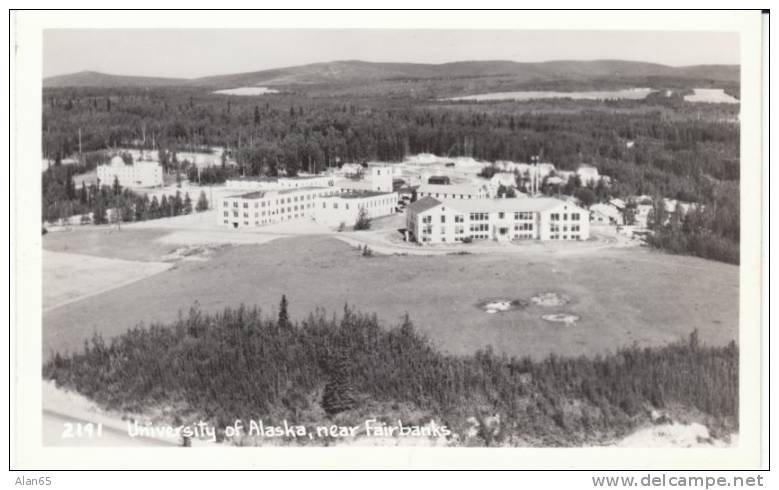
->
[321,190,393,200]
[406,196,443,214]
[226,176,278,183]
[590,203,622,219]
[229,186,329,199]
[418,183,485,195]
[439,197,580,214]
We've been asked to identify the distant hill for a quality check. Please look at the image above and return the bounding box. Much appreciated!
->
[43,71,186,88]
[44,60,740,88]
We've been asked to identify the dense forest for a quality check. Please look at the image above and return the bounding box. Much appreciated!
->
[41,85,740,263]
[44,299,738,447]
[42,161,209,224]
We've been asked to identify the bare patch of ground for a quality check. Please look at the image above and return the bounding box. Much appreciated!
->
[541,313,580,326]
[531,292,571,307]
[43,250,173,312]
[478,299,528,314]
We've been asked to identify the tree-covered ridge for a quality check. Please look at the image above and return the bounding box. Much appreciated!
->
[44,300,738,446]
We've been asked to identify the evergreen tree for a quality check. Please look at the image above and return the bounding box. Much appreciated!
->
[321,350,357,416]
[112,176,121,196]
[183,192,193,214]
[278,295,289,330]
[354,207,371,230]
[79,182,88,205]
[149,196,160,219]
[196,191,209,212]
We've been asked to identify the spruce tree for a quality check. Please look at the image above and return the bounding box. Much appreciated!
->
[321,350,357,416]
[196,191,209,212]
[278,295,289,329]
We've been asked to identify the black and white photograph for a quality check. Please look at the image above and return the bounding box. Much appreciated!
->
[11,9,768,473]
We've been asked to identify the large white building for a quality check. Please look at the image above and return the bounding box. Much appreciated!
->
[97,156,163,188]
[218,184,397,230]
[218,187,339,229]
[405,196,590,244]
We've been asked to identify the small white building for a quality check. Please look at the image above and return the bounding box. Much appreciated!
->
[590,203,623,225]
[417,183,489,200]
[489,172,517,193]
[97,156,163,188]
[576,165,601,186]
[314,191,399,227]
[339,163,365,177]
[405,196,590,244]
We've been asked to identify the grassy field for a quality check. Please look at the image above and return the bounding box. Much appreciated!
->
[42,230,739,360]
[43,250,172,311]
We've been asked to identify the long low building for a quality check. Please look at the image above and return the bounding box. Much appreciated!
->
[218,186,397,229]
[97,156,163,188]
[416,183,489,200]
[314,191,399,227]
[218,187,340,229]
[405,196,590,244]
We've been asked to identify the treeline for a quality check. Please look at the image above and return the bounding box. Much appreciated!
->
[42,87,738,182]
[44,300,738,446]
[646,187,740,264]
[42,164,209,224]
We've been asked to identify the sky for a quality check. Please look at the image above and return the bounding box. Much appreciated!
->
[43,29,740,79]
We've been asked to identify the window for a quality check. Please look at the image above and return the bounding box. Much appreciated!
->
[441,215,446,223]
[571,224,580,232]
[572,213,580,220]
[551,213,560,221]
[455,215,464,223]
[498,212,505,219]
[243,203,248,209]
[223,211,228,217]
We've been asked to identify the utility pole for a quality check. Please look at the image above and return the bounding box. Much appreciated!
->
[78,127,82,162]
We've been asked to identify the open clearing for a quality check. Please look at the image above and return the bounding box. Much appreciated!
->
[43,231,738,360]
[43,250,172,312]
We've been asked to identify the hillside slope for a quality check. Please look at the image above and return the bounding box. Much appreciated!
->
[44,60,739,88]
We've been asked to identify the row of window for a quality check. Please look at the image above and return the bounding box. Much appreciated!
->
[550,213,581,221]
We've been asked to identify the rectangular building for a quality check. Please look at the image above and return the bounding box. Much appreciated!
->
[218,187,339,229]
[405,196,590,244]
[97,157,163,188]
[314,191,399,227]
[416,183,489,200]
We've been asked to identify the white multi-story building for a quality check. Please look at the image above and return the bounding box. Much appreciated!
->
[416,183,489,200]
[218,187,340,229]
[218,185,397,230]
[576,165,601,185]
[405,196,590,244]
[314,191,399,227]
[336,165,394,193]
[97,156,163,188]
